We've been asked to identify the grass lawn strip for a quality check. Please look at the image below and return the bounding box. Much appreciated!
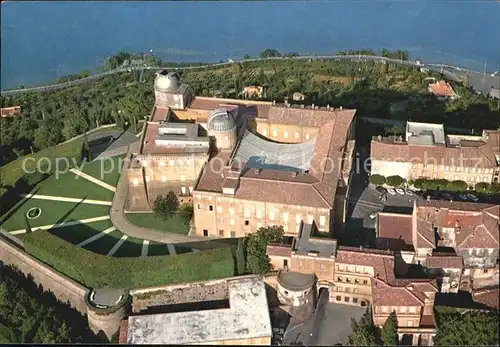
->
[22,230,235,289]
[113,236,143,258]
[0,199,110,231]
[148,241,170,256]
[33,171,114,201]
[82,229,123,255]
[126,213,189,235]
[45,220,114,245]
[81,154,124,187]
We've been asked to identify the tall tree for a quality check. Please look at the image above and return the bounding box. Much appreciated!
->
[245,225,284,274]
[380,312,397,346]
[83,131,91,162]
[236,238,246,275]
[347,314,377,346]
[24,215,32,234]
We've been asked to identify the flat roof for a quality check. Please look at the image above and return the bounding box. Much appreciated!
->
[126,276,272,344]
[406,121,445,145]
[293,223,337,257]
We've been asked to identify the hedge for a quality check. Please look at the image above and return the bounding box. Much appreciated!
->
[369,174,386,185]
[22,230,235,289]
[386,175,404,187]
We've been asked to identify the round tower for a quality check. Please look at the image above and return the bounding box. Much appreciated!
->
[207,108,237,151]
[154,70,181,108]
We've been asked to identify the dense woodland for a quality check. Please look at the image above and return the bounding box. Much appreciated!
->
[347,307,499,346]
[0,265,103,344]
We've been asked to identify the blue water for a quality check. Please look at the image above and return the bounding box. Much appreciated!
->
[1,1,499,89]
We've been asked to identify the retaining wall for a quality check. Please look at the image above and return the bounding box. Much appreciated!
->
[0,234,89,313]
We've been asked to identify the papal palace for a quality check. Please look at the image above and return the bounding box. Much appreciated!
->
[127,70,356,238]
[121,70,499,346]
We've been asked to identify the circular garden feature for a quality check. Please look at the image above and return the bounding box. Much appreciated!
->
[26,207,42,219]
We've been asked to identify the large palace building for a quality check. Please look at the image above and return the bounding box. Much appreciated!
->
[127,70,357,238]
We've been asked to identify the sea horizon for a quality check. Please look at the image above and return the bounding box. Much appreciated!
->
[1,1,499,89]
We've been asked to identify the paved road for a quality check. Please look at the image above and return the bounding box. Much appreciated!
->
[441,68,500,95]
[109,151,235,251]
[2,54,495,96]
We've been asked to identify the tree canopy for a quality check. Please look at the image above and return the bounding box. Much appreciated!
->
[245,225,284,274]
[153,191,180,220]
[0,265,102,344]
[380,313,397,346]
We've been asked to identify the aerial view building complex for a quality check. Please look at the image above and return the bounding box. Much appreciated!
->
[371,121,500,184]
[127,70,356,238]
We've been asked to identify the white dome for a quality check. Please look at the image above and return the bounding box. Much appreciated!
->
[154,71,180,92]
[207,108,236,132]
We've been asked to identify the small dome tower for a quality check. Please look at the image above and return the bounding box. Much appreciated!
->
[207,108,237,151]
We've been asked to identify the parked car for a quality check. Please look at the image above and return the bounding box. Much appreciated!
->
[405,189,414,196]
[395,188,406,195]
[370,212,378,219]
[466,193,479,202]
[441,192,453,200]
[376,186,388,195]
[380,195,388,203]
[387,188,397,195]
[459,194,470,201]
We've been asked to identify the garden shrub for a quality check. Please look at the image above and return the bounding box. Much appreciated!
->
[369,174,386,185]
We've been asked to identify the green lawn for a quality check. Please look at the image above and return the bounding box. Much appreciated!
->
[82,229,123,255]
[81,154,124,187]
[148,241,170,256]
[113,236,143,258]
[45,220,114,245]
[0,198,110,232]
[32,170,114,201]
[126,213,189,235]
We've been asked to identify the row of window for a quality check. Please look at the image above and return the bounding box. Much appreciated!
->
[443,166,494,174]
[198,204,327,226]
[337,277,369,285]
[377,305,418,314]
[142,158,205,167]
[334,295,367,306]
[261,128,312,140]
[196,195,321,213]
[336,264,371,274]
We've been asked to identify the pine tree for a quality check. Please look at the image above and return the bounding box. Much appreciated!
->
[24,215,32,234]
[83,131,91,162]
[380,312,397,346]
[236,238,246,275]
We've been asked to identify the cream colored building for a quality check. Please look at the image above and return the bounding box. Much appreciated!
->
[192,103,356,238]
[371,121,500,185]
[267,223,438,346]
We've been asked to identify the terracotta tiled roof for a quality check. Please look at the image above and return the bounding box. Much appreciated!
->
[194,102,356,210]
[472,286,500,309]
[426,254,463,269]
[371,140,410,162]
[235,177,332,209]
[267,244,292,257]
[0,106,21,117]
[429,80,456,97]
[195,152,230,192]
[377,213,413,250]
[336,247,395,282]
[415,201,499,250]
[119,319,128,344]
[371,135,498,169]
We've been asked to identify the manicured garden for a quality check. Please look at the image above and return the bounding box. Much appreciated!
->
[81,154,125,187]
[126,212,189,235]
[0,199,110,232]
[21,230,235,289]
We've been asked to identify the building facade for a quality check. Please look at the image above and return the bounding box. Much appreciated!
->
[371,121,500,185]
[376,200,499,293]
[267,223,438,345]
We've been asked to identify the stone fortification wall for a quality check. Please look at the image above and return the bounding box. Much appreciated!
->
[0,234,89,313]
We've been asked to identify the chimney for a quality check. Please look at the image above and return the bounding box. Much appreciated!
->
[377,135,382,141]
[339,106,343,110]
[272,100,276,106]
[254,168,260,174]
[327,104,330,110]
[312,103,315,109]
[291,172,297,177]
[427,195,431,201]
[284,98,289,107]
[300,104,305,109]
